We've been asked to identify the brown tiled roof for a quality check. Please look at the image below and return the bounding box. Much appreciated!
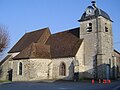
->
[9,28,51,53]
[13,43,51,59]
[46,27,83,58]
[12,27,83,59]
[113,49,120,59]
[0,55,11,65]
[114,49,120,55]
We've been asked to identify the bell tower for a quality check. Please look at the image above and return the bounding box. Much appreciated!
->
[78,0,113,79]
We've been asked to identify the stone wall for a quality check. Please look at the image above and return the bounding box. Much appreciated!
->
[97,16,113,79]
[0,52,20,81]
[0,60,9,80]
[12,59,29,81]
[75,40,85,78]
[80,18,97,78]
[29,59,52,80]
[12,57,75,81]
[113,50,120,77]
[80,16,113,79]
[12,59,52,81]
[0,56,12,81]
[52,57,74,80]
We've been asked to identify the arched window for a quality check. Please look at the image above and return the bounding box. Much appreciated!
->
[19,62,22,75]
[59,62,66,76]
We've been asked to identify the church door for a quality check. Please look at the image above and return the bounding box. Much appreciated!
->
[8,69,13,81]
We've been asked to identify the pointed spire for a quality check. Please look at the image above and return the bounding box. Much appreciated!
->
[91,0,96,8]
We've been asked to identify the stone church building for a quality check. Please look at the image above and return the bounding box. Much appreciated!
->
[0,1,120,81]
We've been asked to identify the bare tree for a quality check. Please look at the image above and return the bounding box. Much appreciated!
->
[0,26,9,52]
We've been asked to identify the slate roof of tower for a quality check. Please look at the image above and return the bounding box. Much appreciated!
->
[79,6,112,22]
[12,27,83,59]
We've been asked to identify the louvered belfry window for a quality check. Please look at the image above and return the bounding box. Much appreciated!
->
[87,23,92,32]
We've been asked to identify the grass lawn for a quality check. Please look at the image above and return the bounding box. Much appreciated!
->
[0,80,10,83]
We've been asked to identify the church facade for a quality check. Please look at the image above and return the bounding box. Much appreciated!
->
[0,1,120,81]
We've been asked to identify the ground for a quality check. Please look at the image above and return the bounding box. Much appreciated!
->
[0,80,120,90]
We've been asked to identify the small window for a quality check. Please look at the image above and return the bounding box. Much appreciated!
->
[105,27,108,32]
[19,62,22,75]
[87,23,92,32]
[105,23,108,32]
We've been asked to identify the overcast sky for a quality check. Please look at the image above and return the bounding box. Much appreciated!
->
[0,0,120,57]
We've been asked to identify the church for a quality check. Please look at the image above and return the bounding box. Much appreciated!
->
[0,1,120,81]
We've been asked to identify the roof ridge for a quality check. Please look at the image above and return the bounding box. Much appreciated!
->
[26,27,49,34]
[8,33,29,53]
[9,27,51,53]
[114,49,120,55]
[52,27,80,35]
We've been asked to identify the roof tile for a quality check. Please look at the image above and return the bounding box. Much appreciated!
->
[12,27,83,59]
